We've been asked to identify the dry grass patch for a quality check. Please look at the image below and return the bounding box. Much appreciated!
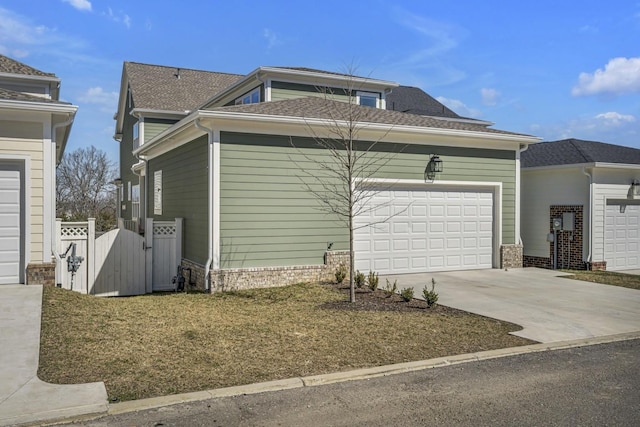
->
[39,283,532,402]
[561,270,640,290]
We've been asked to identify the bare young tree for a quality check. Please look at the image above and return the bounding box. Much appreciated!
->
[56,146,117,231]
[292,71,405,303]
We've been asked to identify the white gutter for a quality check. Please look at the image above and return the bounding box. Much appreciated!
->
[194,118,215,292]
[0,99,77,113]
[582,166,594,265]
[51,112,76,285]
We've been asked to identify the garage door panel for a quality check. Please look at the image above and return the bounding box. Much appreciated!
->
[604,204,640,271]
[0,166,22,284]
[355,187,494,275]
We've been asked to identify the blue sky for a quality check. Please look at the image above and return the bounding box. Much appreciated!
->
[1,0,639,163]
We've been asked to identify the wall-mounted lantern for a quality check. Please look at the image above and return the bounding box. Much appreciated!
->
[630,179,640,199]
[424,155,443,181]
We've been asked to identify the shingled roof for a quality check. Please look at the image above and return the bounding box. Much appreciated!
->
[0,54,56,77]
[0,86,70,104]
[522,138,640,167]
[386,86,460,119]
[206,96,532,137]
[125,62,243,112]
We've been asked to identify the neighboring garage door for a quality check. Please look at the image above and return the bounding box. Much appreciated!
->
[604,202,640,271]
[354,187,494,275]
[0,163,23,284]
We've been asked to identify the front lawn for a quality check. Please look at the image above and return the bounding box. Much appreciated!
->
[561,270,640,290]
[39,283,532,402]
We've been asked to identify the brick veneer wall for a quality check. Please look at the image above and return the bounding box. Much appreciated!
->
[524,205,587,270]
[26,263,56,286]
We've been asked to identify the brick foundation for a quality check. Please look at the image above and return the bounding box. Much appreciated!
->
[180,259,208,291]
[500,244,523,269]
[523,255,553,269]
[210,250,350,292]
[587,261,607,271]
[26,263,56,286]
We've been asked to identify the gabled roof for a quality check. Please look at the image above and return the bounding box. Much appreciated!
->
[0,54,56,77]
[124,62,243,112]
[386,85,460,119]
[522,138,640,168]
[206,97,532,137]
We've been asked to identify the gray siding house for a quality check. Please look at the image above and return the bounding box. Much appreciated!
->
[114,62,538,291]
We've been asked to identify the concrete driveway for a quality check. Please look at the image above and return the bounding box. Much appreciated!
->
[0,285,108,427]
[382,268,640,343]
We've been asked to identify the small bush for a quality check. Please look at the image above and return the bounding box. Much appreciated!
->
[335,264,347,284]
[355,270,366,288]
[367,271,379,291]
[384,279,397,297]
[400,287,414,302]
[423,278,439,308]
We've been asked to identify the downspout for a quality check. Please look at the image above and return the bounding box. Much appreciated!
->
[132,154,148,233]
[516,143,529,245]
[51,113,75,285]
[195,118,214,292]
[582,166,593,266]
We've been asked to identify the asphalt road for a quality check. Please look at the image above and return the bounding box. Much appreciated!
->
[66,339,640,427]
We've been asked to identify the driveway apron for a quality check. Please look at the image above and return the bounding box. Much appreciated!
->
[382,268,640,343]
[0,285,107,427]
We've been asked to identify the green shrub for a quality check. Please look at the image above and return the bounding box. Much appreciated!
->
[335,264,347,284]
[367,271,379,291]
[355,270,366,288]
[422,278,439,308]
[384,279,397,297]
[400,287,414,302]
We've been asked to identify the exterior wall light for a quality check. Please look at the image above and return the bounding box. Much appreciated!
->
[631,179,640,199]
[424,155,443,181]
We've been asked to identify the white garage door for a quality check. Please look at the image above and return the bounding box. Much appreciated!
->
[0,166,22,284]
[354,187,494,275]
[604,203,640,271]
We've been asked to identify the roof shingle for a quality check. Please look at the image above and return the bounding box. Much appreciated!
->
[125,62,243,112]
[386,85,461,119]
[0,54,56,77]
[0,87,70,104]
[207,97,532,137]
[522,138,640,167]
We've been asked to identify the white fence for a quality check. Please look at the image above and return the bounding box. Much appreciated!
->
[56,218,182,296]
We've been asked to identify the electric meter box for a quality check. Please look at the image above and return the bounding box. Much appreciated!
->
[553,218,563,231]
[562,212,575,232]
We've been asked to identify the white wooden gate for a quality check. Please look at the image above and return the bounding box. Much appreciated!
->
[56,218,182,296]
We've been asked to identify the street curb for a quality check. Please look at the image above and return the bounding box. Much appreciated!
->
[102,331,640,417]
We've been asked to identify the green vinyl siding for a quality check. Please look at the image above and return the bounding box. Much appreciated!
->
[144,118,177,142]
[219,132,516,269]
[270,81,351,103]
[119,102,139,220]
[147,135,208,264]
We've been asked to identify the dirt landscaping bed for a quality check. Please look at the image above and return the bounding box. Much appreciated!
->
[39,282,533,402]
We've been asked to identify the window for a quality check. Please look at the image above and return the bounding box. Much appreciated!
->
[133,121,139,149]
[235,87,261,105]
[154,170,162,215]
[127,181,131,201]
[131,184,140,219]
[357,91,379,108]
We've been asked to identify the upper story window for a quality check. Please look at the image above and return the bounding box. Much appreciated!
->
[133,121,140,149]
[235,87,261,105]
[357,91,380,108]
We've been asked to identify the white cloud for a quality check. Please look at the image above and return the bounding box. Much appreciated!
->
[572,57,640,96]
[531,112,639,148]
[103,8,131,28]
[62,0,92,12]
[263,28,281,50]
[436,96,482,118]
[595,111,636,126]
[480,88,500,106]
[78,86,119,111]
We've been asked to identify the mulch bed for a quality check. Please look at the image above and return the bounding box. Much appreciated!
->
[322,282,464,314]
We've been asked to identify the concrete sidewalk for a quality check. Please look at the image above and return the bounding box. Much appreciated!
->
[0,285,108,427]
[383,268,640,343]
